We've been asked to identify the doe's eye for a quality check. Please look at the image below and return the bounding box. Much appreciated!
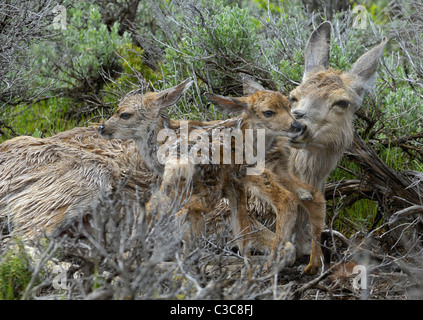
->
[120,113,132,120]
[262,110,275,117]
[333,100,350,108]
[289,96,298,105]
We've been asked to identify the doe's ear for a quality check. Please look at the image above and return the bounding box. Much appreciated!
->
[155,78,193,108]
[303,21,332,79]
[350,39,388,91]
[240,74,266,96]
[204,93,249,115]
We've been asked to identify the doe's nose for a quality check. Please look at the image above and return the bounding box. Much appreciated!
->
[292,109,306,120]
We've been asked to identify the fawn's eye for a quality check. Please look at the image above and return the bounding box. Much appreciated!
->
[262,110,275,118]
[120,113,132,120]
[333,100,350,108]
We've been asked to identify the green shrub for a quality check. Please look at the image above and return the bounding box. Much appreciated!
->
[165,1,260,93]
[0,242,33,300]
[31,2,131,94]
[102,42,161,106]
[0,2,142,141]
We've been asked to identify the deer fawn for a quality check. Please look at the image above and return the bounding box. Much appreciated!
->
[98,79,326,273]
[0,125,156,239]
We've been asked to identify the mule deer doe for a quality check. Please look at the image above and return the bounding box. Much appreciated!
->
[98,79,326,274]
[288,22,387,258]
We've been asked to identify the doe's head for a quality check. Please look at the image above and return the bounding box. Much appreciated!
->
[99,78,193,141]
[288,21,387,149]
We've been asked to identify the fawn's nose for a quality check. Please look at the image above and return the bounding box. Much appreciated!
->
[292,110,306,120]
[291,121,306,135]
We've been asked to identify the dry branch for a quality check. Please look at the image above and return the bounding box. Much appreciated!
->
[325,179,373,199]
[341,131,423,215]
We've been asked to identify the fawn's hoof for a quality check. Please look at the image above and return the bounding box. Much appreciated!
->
[303,263,319,275]
[283,242,296,266]
[265,242,296,272]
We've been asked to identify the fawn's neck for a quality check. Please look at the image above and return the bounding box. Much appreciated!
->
[240,120,276,157]
[135,116,170,176]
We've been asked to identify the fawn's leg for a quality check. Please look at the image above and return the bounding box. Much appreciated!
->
[248,216,275,253]
[297,186,325,275]
[175,195,209,250]
[267,187,297,264]
[147,159,195,215]
[225,184,255,281]
[145,181,169,216]
[226,185,252,256]
[247,171,297,265]
[275,174,326,275]
[205,196,276,254]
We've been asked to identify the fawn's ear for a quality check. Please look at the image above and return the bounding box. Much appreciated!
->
[350,39,387,97]
[205,93,249,115]
[155,78,193,109]
[240,74,265,96]
[303,21,332,79]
